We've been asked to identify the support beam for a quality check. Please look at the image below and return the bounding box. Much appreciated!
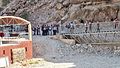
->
[79,35,88,43]
[28,24,32,41]
[71,35,81,44]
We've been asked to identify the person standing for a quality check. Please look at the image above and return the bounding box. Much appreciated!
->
[69,21,75,33]
[41,24,44,36]
[37,25,41,35]
[53,25,57,35]
[84,21,88,33]
[114,18,119,29]
[32,26,37,35]
[89,21,92,32]
[43,25,47,36]
[56,24,59,33]
[97,21,100,32]
[46,25,49,35]
[48,25,53,35]
[80,19,84,24]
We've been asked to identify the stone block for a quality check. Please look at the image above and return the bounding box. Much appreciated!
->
[12,48,26,63]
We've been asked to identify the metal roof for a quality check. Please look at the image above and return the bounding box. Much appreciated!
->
[0,16,30,25]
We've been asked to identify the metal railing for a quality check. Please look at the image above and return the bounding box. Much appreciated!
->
[59,21,120,34]
[60,21,120,44]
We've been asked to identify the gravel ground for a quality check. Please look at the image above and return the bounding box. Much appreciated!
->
[8,35,120,68]
[32,36,120,68]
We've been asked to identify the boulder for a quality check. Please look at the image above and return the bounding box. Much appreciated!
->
[63,0,70,7]
[56,3,63,10]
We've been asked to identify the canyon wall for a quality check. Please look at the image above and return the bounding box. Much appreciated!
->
[0,0,120,25]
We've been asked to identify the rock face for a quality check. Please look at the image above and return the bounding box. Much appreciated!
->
[1,0,120,25]
[0,0,2,7]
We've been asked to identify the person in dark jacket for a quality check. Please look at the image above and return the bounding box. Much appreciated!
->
[46,25,49,35]
[44,25,47,36]
[80,19,84,24]
[41,24,45,36]
[84,21,88,33]
[97,21,100,32]
[32,27,37,35]
[37,25,41,35]
[89,21,92,32]
[53,25,57,35]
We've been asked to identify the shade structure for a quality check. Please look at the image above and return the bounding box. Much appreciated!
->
[0,16,30,25]
[0,16,32,41]
[0,16,33,64]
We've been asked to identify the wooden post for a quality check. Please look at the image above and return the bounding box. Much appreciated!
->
[71,35,80,44]
[28,24,32,41]
[105,33,107,41]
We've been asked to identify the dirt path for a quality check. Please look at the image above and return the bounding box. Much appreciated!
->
[8,36,120,68]
[32,36,120,68]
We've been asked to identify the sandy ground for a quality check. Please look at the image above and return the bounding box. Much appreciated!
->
[8,35,120,68]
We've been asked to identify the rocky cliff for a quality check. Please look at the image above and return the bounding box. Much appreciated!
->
[0,0,2,7]
[0,0,120,25]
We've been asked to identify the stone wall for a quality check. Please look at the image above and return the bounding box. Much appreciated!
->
[12,48,26,63]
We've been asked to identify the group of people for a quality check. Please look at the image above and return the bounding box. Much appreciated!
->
[65,20,96,33]
[84,21,100,33]
[32,18,120,35]
[32,24,59,36]
[65,18,119,33]
[65,21,76,33]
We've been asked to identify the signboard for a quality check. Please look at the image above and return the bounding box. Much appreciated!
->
[0,57,9,67]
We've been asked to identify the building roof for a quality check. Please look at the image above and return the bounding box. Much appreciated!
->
[0,16,30,25]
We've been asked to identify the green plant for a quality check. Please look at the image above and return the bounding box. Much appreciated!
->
[2,0,10,6]
[20,11,29,20]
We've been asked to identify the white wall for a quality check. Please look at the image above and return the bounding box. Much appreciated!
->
[0,57,9,67]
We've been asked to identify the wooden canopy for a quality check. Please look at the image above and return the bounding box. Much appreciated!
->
[0,16,30,25]
[0,16,32,41]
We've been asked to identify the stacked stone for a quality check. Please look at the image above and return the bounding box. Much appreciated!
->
[12,48,26,63]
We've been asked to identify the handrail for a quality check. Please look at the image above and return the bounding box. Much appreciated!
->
[60,21,120,34]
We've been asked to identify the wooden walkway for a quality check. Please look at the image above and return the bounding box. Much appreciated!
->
[60,22,120,44]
